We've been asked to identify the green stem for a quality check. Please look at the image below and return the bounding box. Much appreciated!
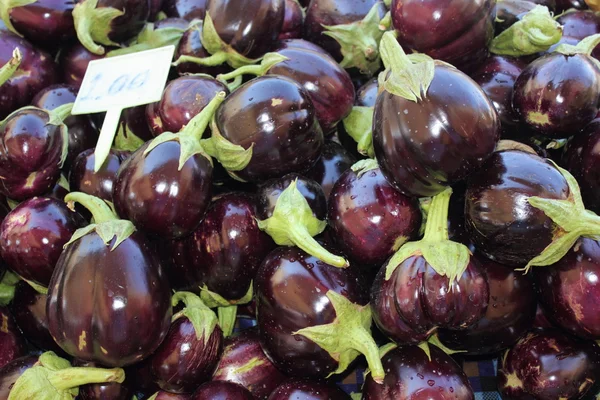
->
[180,91,226,142]
[348,326,385,383]
[48,367,125,390]
[289,225,348,268]
[556,33,600,56]
[172,291,206,309]
[422,188,452,243]
[64,192,118,224]
[172,52,228,67]
[577,211,600,236]
[172,291,219,343]
[217,305,237,338]
[50,103,74,124]
[0,48,21,86]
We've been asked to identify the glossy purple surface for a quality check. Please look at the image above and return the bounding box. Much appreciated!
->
[278,0,304,40]
[0,307,26,370]
[95,0,149,43]
[0,355,37,400]
[190,381,254,400]
[174,21,231,76]
[163,0,206,20]
[59,43,105,89]
[8,0,75,46]
[305,140,356,200]
[268,378,351,400]
[75,359,132,400]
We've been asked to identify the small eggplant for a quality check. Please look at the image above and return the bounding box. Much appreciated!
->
[305,140,356,200]
[362,343,475,400]
[190,381,254,400]
[371,188,489,344]
[303,0,387,76]
[162,0,206,20]
[278,0,303,40]
[0,197,84,286]
[59,43,105,88]
[69,148,130,202]
[150,292,223,394]
[105,18,189,57]
[556,0,588,11]
[174,20,231,76]
[328,159,422,270]
[338,78,378,158]
[47,193,172,367]
[75,359,132,400]
[498,330,600,399]
[212,327,286,399]
[268,378,351,400]
[372,32,500,198]
[0,355,37,400]
[0,307,26,369]
[255,245,385,382]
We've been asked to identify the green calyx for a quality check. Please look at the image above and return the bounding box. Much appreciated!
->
[556,33,600,56]
[0,271,20,306]
[113,122,145,152]
[48,103,74,169]
[385,188,471,283]
[0,48,22,87]
[379,31,435,102]
[215,52,289,91]
[490,5,563,56]
[144,91,226,170]
[521,161,600,272]
[322,4,386,76]
[73,0,124,55]
[217,306,237,338]
[171,291,219,344]
[201,119,253,172]
[8,351,125,400]
[293,290,384,383]
[416,334,466,362]
[0,0,36,36]
[107,22,186,57]
[64,192,136,251]
[351,158,378,178]
[22,277,48,295]
[342,106,375,157]
[257,179,349,268]
[199,284,253,338]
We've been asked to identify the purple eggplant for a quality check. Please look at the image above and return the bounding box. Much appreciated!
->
[0,355,36,400]
[535,237,600,340]
[390,0,495,72]
[69,148,130,202]
[268,378,350,400]
[305,140,356,200]
[212,327,286,399]
[362,344,475,400]
[498,330,600,399]
[371,188,489,344]
[275,37,330,54]
[337,78,378,158]
[534,302,555,329]
[191,381,254,400]
[150,292,223,393]
[0,307,25,369]
[556,0,588,11]
[328,159,422,270]
[47,193,172,367]
[150,392,190,400]
[174,20,231,76]
[0,197,84,286]
[255,245,385,382]
[59,43,105,88]
[556,10,600,41]
[114,105,155,151]
[75,359,132,400]
[163,0,206,20]
[278,0,303,40]
[372,32,500,198]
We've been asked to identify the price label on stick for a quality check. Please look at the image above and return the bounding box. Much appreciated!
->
[72,45,175,172]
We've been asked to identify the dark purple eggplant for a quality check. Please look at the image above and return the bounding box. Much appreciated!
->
[278,0,303,40]
[59,43,105,88]
[437,253,537,355]
[362,344,475,400]
[275,37,330,55]
[534,303,555,328]
[305,140,356,199]
[328,159,422,270]
[174,20,231,76]
[495,0,541,33]
[466,150,600,269]
[268,378,350,400]
[371,188,489,344]
[207,76,324,182]
[75,359,132,400]
[303,0,387,75]
[113,105,155,152]
[0,355,36,400]
[0,31,57,119]
[150,292,223,394]
[498,330,600,400]
[69,148,130,202]
[191,381,254,400]
[0,307,25,369]
[557,10,600,41]
[255,245,384,382]
[127,359,160,400]
[391,0,495,72]
[150,392,190,400]
[338,78,378,158]
[212,327,286,399]
[163,0,206,20]
[556,0,588,11]
[46,193,172,367]
[372,32,500,198]
[72,0,149,55]
[0,197,84,286]
[535,237,600,340]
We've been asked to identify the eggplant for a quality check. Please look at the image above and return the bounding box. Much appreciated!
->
[535,237,600,340]
[556,0,588,11]
[150,292,223,393]
[69,148,130,202]
[114,105,155,151]
[328,159,422,270]
[212,327,286,399]
[362,344,475,400]
[466,150,600,269]
[267,378,351,400]
[556,10,600,41]
[0,307,25,369]
[46,193,172,367]
[174,20,231,76]
[150,392,190,400]
[0,355,36,400]
[534,302,556,329]
[338,78,377,158]
[75,359,132,400]
[255,245,385,382]
[278,0,303,40]
[498,330,600,399]
[190,381,254,400]
[0,197,84,286]
[162,0,206,20]
[305,140,356,200]
[303,0,387,76]
[59,43,105,88]
[390,0,495,72]
[372,32,500,198]
[275,37,330,54]
[371,188,489,344]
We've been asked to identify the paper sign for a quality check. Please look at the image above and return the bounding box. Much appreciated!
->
[72,45,175,171]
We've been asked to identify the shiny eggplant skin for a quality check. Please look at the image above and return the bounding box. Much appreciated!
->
[186,192,275,300]
[75,359,132,400]
[152,392,190,400]
[305,140,356,200]
[555,0,588,12]
[205,0,285,59]
[0,197,84,286]
[278,0,303,40]
[190,381,254,400]
[557,10,600,40]
[465,150,570,266]
[438,253,537,355]
[0,307,26,369]
[390,0,496,72]
[268,46,355,134]
[255,246,368,378]
[0,355,37,400]
[362,345,474,400]
[535,237,600,340]
[113,141,213,239]
[7,0,76,46]
[59,43,104,88]
[373,64,500,198]
[214,76,324,182]
[212,327,286,399]
[163,0,206,20]
[69,148,130,202]
[151,317,223,393]
[328,166,422,269]
[46,231,172,367]
[174,22,231,76]
[89,0,149,44]
[275,38,330,55]
[513,53,600,138]
[267,378,351,400]
[498,330,600,400]
[495,0,537,33]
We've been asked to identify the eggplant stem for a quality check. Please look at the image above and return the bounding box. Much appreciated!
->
[48,367,125,390]
[422,188,452,242]
[172,52,228,67]
[217,305,237,338]
[348,326,385,384]
[0,48,21,87]
[64,192,118,224]
[288,225,349,268]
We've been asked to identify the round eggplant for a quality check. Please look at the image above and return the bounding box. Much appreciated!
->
[0,355,37,399]
[278,0,303,40]
[162,0,206,20]
[59,43,105,88]
[0,307,25,369]
[267,378,351,400]
[190,381,254,400]
[75,359,132,400]
[174,20,230,76]
[556,0,588,11]
[305,140,356,200]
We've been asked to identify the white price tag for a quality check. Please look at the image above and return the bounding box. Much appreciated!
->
[72,45,175,171]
